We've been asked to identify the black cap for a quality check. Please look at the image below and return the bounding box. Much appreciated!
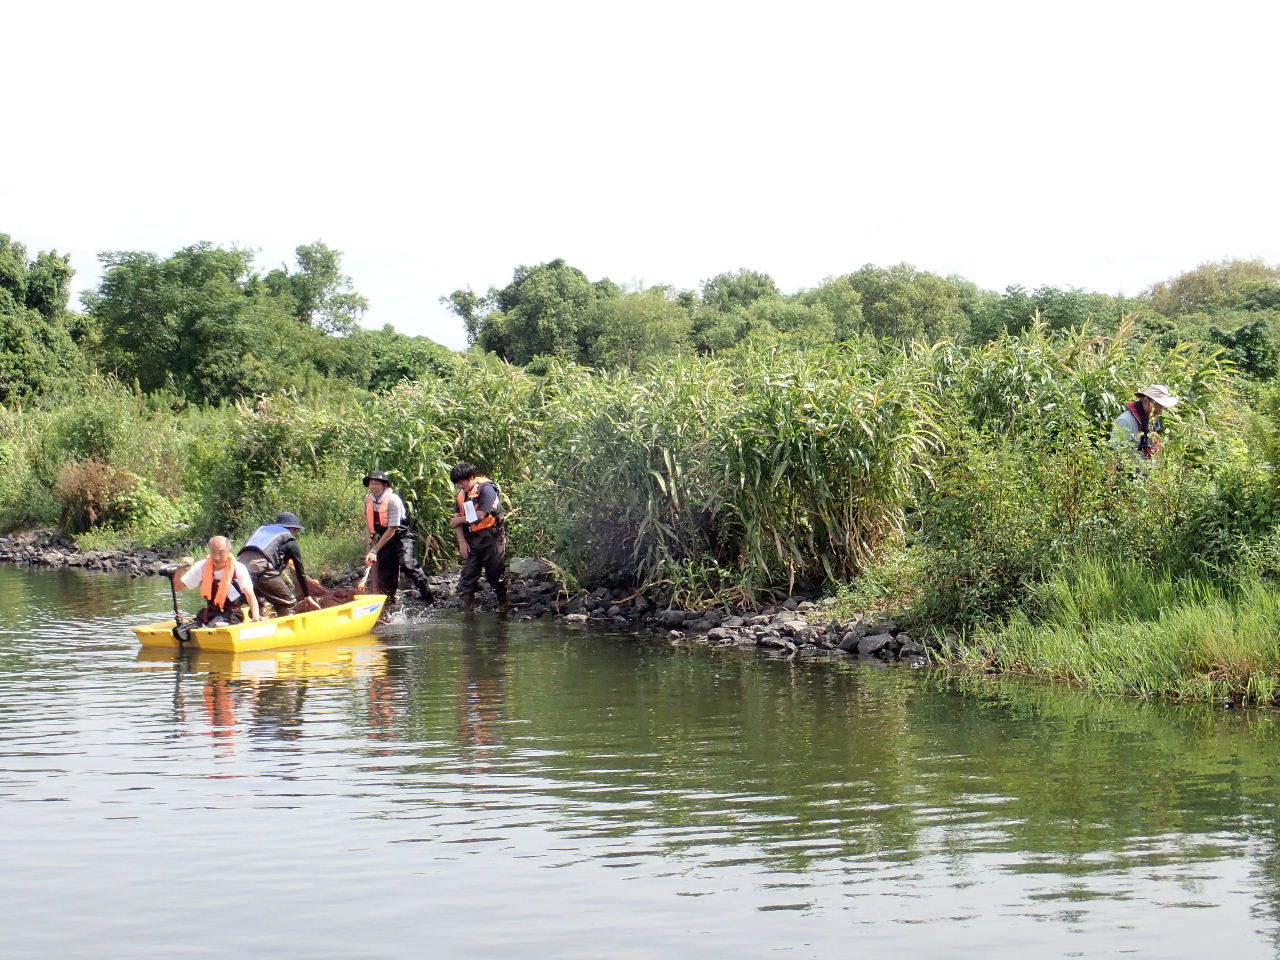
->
[275,512,305,531]
[363,470,392,487]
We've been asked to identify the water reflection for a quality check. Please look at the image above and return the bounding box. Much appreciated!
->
[457,619,508,771]
[3,566,1280,958]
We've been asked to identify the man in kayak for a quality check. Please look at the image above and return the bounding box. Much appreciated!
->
[363,470,434,607]
[237,512,319,617]
[450,462,509,614]
[173,536,262,626]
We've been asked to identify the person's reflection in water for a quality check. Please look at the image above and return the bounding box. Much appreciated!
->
[249,678,308,742]
[368,672,397,736]
[458,616,509,777]
[169,649,198,725]
[364,646,410,761]
[202,674,238,756]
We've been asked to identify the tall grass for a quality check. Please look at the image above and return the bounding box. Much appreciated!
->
[953,558,1280,705]
[537,343,938,600]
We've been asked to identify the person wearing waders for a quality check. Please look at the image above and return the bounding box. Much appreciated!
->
[363,470,434,608]
[449,462,509,614]
[237,512,319,617]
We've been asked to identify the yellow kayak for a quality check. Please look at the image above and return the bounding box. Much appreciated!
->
[133,595,386,652]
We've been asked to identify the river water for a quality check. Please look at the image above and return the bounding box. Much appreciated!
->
[3,567,1280,958]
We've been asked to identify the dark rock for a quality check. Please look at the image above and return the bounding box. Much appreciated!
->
[722,616,745,628]
[782,597,801,611]
[858,633,894,656]
[607,605,623,617]
[758,635,797,653]
[898,637,925,658]
[707,627,729,641]
[837,631,861,652]
[686,619,714,633]
[873,619,899,635]
[659,609,688,627]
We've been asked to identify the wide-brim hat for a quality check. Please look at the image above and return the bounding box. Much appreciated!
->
[275,512,305,531]
[362,470,393,487]
[1137,384,1180,410]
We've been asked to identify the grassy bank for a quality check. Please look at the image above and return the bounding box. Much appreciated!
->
[953,560,1280,705]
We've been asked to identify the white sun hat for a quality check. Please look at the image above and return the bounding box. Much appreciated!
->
[1137,384,1180,409]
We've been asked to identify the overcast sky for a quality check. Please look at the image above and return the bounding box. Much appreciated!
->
[5,0,1277,348]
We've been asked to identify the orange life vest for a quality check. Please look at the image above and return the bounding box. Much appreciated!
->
[457,476,499,533]
[366,493,391,534]
[201,557,235,608]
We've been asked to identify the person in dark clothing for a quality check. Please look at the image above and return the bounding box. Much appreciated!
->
[449,462,508,614]
[363,470,434,607]
[237,512,318,618]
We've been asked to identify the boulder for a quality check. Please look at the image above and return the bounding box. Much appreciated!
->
[563,613,588,624]
[858,633,894,656]
[659,609,688,627]
[667,630,685,642]
[898,636,925,658]
[686,618,715,633]
[777,618,809,637]
[758,635,798,653]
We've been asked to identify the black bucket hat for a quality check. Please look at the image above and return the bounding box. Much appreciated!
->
[362,470,393,487]
[276,512,305,531]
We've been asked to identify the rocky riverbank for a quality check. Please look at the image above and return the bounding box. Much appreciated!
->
[425,557,936,666]
[1,532,934,666]
[0,531,177,577]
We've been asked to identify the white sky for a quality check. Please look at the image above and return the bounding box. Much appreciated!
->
[4,0,1278,348]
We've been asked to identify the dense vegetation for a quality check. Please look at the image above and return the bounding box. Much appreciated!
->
[7,230,1280,703]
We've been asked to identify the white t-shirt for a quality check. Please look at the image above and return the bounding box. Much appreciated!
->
[181,558,254,602]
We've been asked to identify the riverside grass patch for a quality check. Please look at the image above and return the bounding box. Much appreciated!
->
[953,559,1280,706]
